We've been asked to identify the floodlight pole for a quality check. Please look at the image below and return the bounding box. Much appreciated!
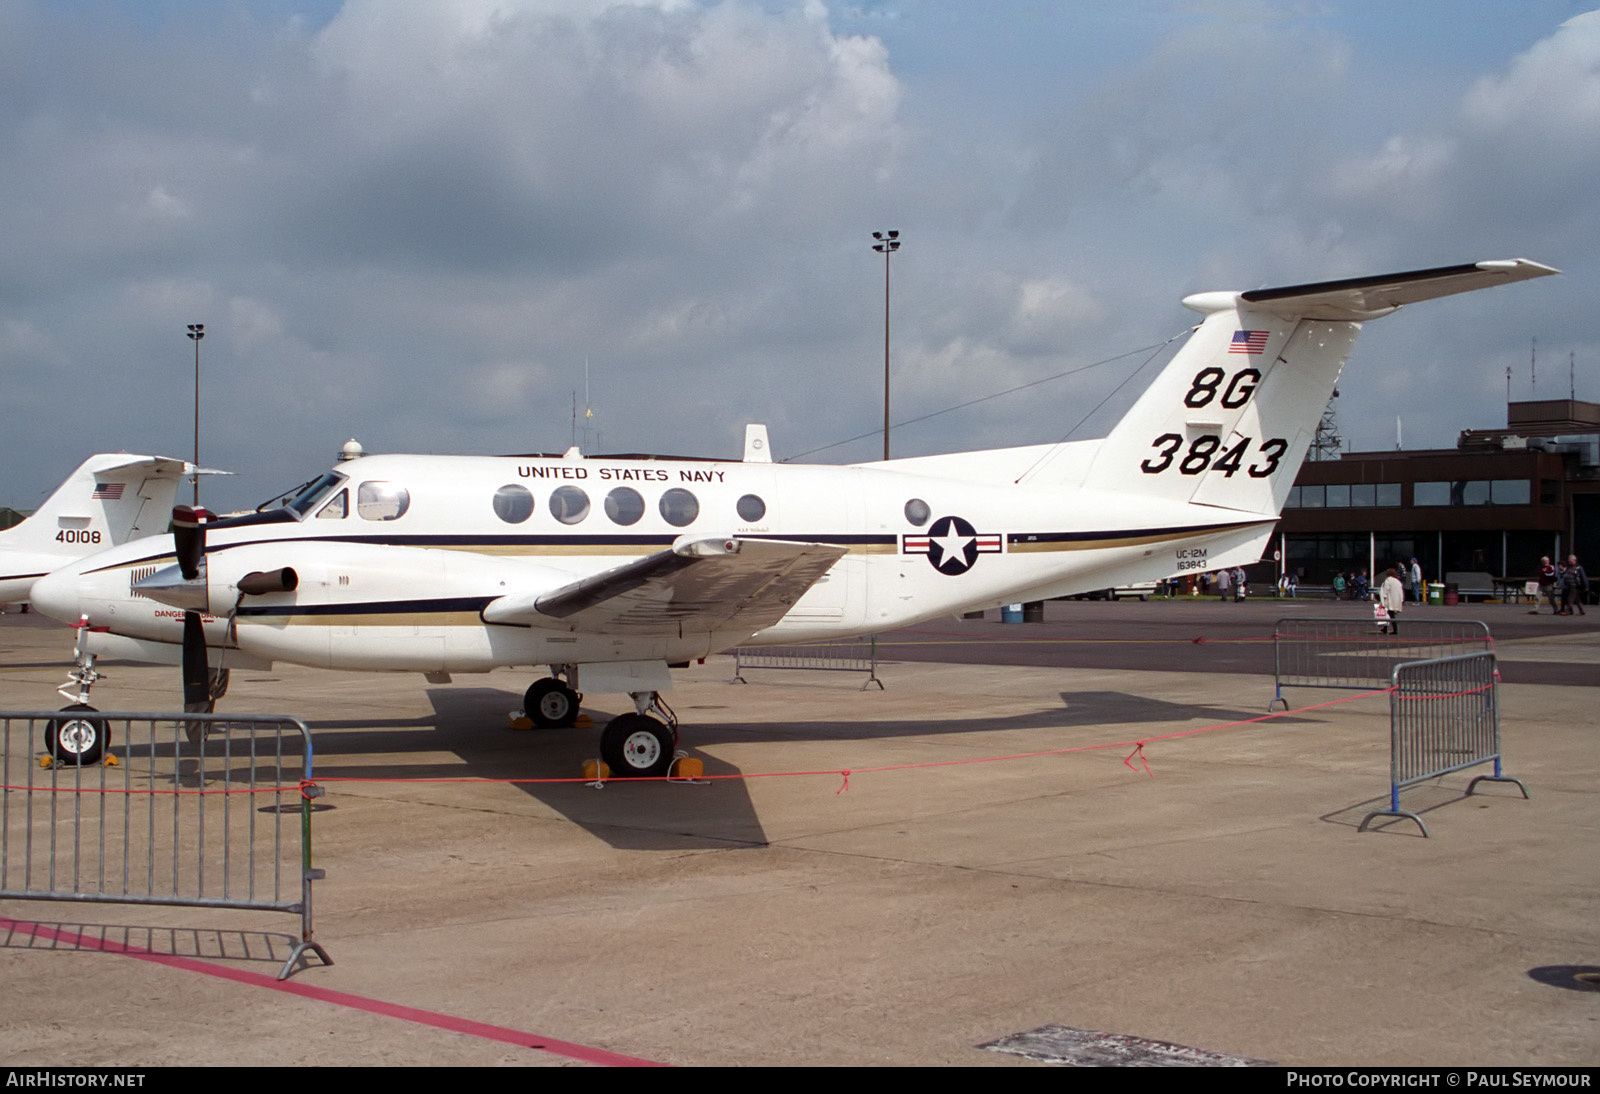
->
[871,230,900,461]
[187,323,205,505]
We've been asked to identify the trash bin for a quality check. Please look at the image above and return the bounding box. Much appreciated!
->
[1001,603,1024,623]
[1427,582,1444,606]
[1022,600,1045,623]
[1443,582,1459,607]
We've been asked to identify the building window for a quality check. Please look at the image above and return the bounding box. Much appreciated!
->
[1299,485,1325,509]
[1326,484,1350,508]
[1376,483,1401,507]
[1415,482,1450,507]
[1491,479,1531,505]
[1349,483,1375,507]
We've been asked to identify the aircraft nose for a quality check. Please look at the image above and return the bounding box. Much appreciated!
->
[30,567,86,625]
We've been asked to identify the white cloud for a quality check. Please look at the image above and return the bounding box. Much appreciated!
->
[0,1,1590,508]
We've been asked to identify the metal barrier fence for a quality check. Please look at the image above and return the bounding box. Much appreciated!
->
[1269,617,1493,710]
[733,637,884,690]
[1360,653,1527,836]
[0,711,330,979]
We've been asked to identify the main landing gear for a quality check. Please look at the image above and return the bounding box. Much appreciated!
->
[523,676,582,728]
[600,692,680,779]
[520,671,681,779]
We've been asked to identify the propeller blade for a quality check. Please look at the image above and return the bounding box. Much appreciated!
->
[172,506,211,581]
[181,610,211,713]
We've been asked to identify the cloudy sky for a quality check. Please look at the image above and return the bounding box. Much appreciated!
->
[2,0,1595,513]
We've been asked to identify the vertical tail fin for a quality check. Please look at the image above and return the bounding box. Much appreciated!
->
[0,454,190,555]
[1026,260,1558,516]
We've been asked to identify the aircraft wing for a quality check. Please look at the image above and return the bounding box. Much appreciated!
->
[481,536,848,635]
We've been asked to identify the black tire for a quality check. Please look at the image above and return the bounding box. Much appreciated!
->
[524,678,580,728]
[600,713,674,778]
[45,704,108,766]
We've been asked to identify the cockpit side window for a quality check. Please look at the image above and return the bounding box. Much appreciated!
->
[315,489,348,519]
[357,481,410,521]
[284,471,348,518]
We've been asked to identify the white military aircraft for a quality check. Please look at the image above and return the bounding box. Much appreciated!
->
[0,453,190,607]
[31,259,1556,774]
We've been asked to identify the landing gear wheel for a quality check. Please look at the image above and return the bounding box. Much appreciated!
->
[524,678,581,728]
[600,713,674,778]
[45,704,108,766]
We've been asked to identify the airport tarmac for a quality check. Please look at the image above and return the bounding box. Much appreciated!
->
[0,602,1596,1067]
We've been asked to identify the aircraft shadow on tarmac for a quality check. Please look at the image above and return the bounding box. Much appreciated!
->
[296,686,1313,851]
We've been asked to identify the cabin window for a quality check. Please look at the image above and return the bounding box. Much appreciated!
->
[315,489,347,519]
[904,498,930,526]
[605,487,645,526]
[659,488,699,527]
[736,494,766,523]
[550,485,590,524]
[492,484,534,524]
[357,481,410,521]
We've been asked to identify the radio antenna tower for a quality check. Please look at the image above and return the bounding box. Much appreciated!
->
[1309,391,1343,461]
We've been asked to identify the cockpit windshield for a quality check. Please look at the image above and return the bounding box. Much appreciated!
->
[256,471,349,519]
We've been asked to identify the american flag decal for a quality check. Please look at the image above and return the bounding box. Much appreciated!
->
[1229,330,1268,355]
[91,483,125,500]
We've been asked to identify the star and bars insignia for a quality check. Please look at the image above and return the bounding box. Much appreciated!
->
[902,515,1003,575]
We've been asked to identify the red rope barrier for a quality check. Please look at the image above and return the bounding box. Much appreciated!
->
[9,688,1395,796]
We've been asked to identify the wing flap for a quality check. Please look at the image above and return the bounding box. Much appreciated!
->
[482,537,848,635]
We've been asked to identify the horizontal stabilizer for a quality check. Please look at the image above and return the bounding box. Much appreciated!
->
[483,536,847,635]
[1205,258,1559,320]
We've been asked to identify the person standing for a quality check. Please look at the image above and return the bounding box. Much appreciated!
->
[1409,558,1424,604]
[1215,568,1231,601]
[1379,567,1406,635]
[1560,554,1589,615]
[1232,565,1247,601]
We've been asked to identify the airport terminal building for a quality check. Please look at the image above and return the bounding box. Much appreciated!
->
[1275,398,1600,587]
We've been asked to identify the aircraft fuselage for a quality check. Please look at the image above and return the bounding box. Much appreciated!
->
[36,450,1268,674]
